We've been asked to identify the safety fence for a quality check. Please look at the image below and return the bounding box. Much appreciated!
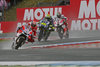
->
[37,0,70,7]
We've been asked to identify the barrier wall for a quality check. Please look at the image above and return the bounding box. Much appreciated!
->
[17,0,100,31]
[0,22,17,33]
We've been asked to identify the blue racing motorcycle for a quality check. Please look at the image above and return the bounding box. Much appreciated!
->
[38,20,54,41]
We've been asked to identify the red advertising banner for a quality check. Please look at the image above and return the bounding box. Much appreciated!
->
[1,0,100,33]
[17,0,100,31]
[0,22,17,33]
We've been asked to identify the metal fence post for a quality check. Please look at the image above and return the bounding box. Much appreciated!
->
[2,0,5,21]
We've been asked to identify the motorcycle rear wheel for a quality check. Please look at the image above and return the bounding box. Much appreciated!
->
[44,31,50,41]
[65,29,69,39]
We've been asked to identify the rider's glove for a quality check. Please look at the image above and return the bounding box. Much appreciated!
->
[49,25,53,27]
[52,27,55,29]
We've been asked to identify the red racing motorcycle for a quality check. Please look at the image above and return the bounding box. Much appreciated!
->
[54,18,69,39]
[12,29,34,50]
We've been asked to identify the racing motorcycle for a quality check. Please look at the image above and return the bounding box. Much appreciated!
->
[54,18,69,39]
[12,29,34,50]
[38,20,54,41]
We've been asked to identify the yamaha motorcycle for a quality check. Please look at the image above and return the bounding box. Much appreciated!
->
[38,20,53,41]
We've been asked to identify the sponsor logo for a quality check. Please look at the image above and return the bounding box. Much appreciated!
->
[23,7,62,21]
[71,0,100,30]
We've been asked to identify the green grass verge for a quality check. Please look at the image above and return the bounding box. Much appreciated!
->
[0,65,38,67]
[0,66,27,67]
[5,0,59,21]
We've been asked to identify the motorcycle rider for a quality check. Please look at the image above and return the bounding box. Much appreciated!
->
[55,12,68,35]
[17,21,37,42]
[39,14,55,31]
[30,21,37,38]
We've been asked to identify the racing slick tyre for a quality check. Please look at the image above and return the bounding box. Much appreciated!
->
[38,29,43,41]
[11,42,16,50]
[57,27,64,39]
[44,31,50,41]
[65,29,69,39]
[15,36,25,50]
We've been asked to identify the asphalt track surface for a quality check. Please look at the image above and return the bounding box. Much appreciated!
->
[0,31,100,61]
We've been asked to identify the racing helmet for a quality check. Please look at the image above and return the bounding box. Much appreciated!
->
[28,23,31,26]
[26,22,31,28]
[45,14,51,19]
[31,21,36,27]
[57,12,61,18]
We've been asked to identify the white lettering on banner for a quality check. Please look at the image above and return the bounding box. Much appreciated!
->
[22,22,27,25]
[0,24,3,34]
[90,19,97,30]
[50,8,62,18]
[23,7,62,21]
[17,23,21,28]
[17,22,27,28]
[50,8,57,18]
[97,1,100,16]
[71,0,100,31]
[78,0,96,18]
[98,19,100,29]
[43,8,49,16]
[71,20,81,30]
[35,9,43,20]
[82,20,91,30]
[71,19,100,30]
[24,9,34,21]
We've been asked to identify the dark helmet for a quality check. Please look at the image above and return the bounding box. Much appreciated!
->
[57,12,61,18]
[45,14,51,20]
[31,21,36,27]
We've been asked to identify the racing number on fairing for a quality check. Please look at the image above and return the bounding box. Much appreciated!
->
[0,23,3,34]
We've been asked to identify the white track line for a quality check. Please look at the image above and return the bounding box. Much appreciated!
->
[0,61,100,65]
[25,40,100,49]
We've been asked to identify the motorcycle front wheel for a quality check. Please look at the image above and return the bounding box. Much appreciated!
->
[38,29,43,41]
[11,41,16,50]
[44,31,50,41]
[57,27,64,39]
[15,36,25,50]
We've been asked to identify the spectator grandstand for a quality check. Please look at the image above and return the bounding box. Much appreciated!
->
[0,0,22,21]
[0,0,7,21]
